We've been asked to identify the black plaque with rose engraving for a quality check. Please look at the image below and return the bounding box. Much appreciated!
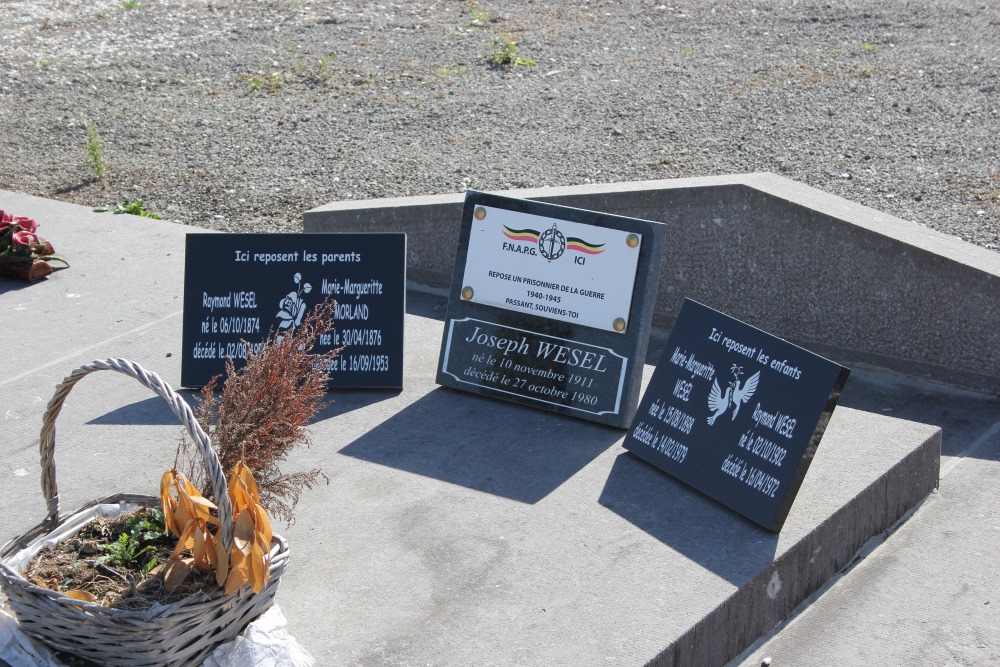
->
[623,299,850,532]
[181,233,405,389]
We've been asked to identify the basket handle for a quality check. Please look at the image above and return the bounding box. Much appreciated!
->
[38,359,235,552]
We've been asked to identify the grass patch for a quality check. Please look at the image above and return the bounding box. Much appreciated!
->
[246,51,338,94]
[468,0,500,26]
[85,124,106,179]
[291,53,336,85]
[435,64,468,79]
[488,35,535,68]
[248,72,286,94]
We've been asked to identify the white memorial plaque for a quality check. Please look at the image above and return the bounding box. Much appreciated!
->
[438,190,667,428]
[460,205,642,333]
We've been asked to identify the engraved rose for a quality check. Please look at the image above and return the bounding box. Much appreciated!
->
[275,272,313,338]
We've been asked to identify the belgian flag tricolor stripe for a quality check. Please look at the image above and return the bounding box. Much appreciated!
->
[567,237,605,255]
[502,226,540,243]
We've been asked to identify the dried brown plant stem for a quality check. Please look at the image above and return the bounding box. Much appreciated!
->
[179,299,341,524]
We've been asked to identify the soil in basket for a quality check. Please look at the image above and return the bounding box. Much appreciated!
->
[22,507,217,611]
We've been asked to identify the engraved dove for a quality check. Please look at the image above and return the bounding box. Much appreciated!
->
[706,379,732,425]
[730,370,761,420]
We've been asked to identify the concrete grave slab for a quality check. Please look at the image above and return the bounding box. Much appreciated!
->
[0,310,940,666]
[0,189,945,665]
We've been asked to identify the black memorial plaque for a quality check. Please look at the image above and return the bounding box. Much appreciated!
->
[436,191,666,428]
[623,299,850,531]
[182,233,405,389]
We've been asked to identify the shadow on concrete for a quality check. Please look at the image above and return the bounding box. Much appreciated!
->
[405,288,448,320]
[338,387,623,504]
[88,393,197,426]
[90,388,400,426]
[836,369,1000,462]
[315,388,402,421]
[0,280,47,295]
[599,451,777,586]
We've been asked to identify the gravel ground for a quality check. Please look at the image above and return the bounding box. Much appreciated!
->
[0,0,997,252]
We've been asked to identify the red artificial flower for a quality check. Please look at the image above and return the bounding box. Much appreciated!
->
[12,216,37,233]
[0,208,69,281]
[12,230,39,247]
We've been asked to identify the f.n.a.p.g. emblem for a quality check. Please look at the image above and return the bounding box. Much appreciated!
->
[538,223,567,260]
[461,192,650,334]
[502,223,604,265]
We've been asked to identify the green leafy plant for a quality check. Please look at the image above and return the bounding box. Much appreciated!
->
[488,35,535,68]
[85,124,106,179]
[127,509,166,543]
[98,532,155,569]
[96,510,165,575]
[298,53,336,84]
[469,0,487,23]
[860,42,875,51]
[122,0,141,8]
[114,199,162,219]
[467,0,500,25]
[252,48,340,91]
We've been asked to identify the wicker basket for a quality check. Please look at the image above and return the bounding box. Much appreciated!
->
[0,358,290,666]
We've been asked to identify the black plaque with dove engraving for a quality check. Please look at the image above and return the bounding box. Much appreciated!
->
[623,299,850,531]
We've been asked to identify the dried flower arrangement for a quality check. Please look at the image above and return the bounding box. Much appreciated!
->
[178,297,341,525]
[21,300,340,608]
[159,462,274,595]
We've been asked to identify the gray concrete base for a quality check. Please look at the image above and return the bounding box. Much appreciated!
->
[735,432,1000,667]
[305,174,1000,394]
[0,191,944,665]
[280,313,941,667]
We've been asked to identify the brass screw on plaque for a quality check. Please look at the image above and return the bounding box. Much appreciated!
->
[462,286,474,300]
[626,234,639,248]
[613,318,627,332]
[474,206,487,221]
